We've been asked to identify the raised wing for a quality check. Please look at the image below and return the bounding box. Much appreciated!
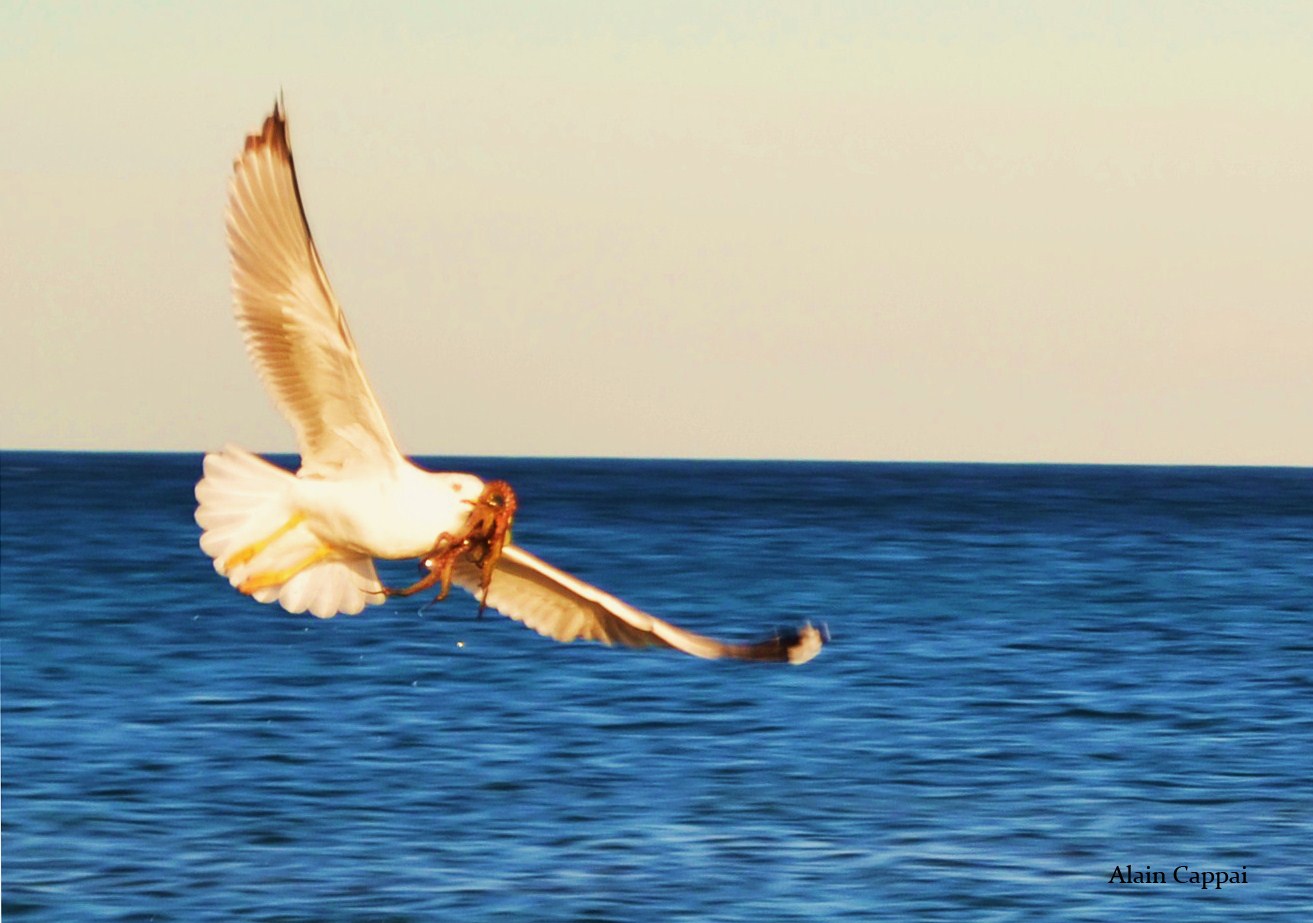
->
[227,102,403,475]
[452,545,827,664]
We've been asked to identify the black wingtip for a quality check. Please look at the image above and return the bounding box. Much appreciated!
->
[242,96,290,159]
[781,621,828,665]
[730,621,827,665]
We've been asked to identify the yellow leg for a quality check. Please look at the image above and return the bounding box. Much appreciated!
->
[222,513,306,574]
[238,545,333,594]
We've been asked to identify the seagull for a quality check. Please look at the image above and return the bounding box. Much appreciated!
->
[194,102,827,664]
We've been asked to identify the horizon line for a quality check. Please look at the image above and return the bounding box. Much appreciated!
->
[0,447,1307,472]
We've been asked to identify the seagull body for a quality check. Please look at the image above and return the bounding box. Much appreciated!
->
[195,103,826,664]
[293,463,482,560]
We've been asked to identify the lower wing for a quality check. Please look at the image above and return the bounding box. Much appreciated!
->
[452,545,827,664]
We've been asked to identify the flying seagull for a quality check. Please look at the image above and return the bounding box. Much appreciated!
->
[195,102,826,664]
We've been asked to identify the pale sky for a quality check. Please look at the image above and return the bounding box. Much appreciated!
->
[2,2,1310,464]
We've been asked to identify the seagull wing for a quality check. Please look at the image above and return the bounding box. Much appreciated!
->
[452,545,826,664]
[227,103,403,475]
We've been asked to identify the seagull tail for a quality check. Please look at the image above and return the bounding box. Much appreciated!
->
[195,444,384,618]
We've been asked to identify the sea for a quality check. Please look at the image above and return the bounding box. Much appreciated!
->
[2,452,1310,921]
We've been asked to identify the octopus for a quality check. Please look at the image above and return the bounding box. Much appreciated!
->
[383,480,517,614]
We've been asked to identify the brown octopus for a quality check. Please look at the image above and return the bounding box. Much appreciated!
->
[383,480,518,614]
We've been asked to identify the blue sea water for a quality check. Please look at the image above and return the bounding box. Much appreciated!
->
[1,451,1310,921]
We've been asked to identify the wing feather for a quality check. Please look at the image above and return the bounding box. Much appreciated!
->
[452,545,827,664]
[226,102,402,475]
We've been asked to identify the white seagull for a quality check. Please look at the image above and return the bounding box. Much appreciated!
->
[195,102,827,664]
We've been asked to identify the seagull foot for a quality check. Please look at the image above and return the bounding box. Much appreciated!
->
[222,512,305,574]
[237,544,332,594]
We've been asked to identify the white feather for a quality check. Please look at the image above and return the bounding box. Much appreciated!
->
[194,444,384,618]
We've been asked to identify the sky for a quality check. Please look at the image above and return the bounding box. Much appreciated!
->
[2,2,1310,464]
